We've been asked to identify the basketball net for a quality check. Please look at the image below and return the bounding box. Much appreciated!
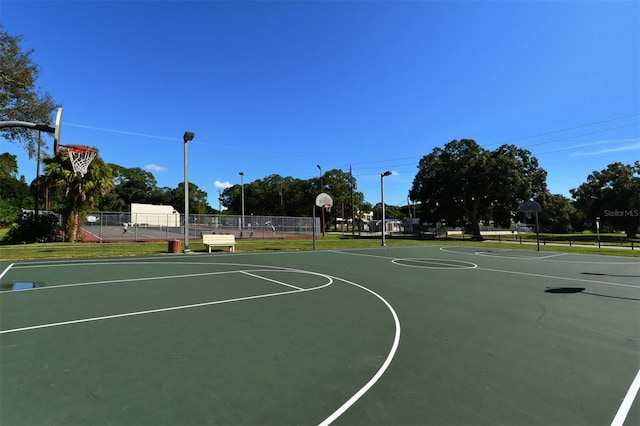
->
[525,209,533,220]
[323,204,332,213]
[65,146,98,177]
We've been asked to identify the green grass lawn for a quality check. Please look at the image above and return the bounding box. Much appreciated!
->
[1,230,638,260]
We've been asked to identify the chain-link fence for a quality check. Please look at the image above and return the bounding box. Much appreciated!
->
[81,212,320,242]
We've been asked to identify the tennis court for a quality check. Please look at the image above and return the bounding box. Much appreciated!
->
[1,246,639,425]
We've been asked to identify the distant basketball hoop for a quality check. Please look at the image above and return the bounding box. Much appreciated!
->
[519,200,541,219]
[315,192,333,211]
[519,200,542,251]
[58,144,98,177]
[313,192,333,247]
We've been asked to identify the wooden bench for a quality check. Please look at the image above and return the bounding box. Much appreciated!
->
[202,234,236,252]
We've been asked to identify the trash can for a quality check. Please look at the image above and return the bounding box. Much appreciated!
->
[168,239,182,253]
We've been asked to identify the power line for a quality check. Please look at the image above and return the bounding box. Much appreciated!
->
[484,113,639,147]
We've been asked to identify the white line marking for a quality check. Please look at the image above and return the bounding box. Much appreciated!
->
[1,269,243,293]
[537,252,568,259]
[327,250,393,260]
[391,258,477,270]
[318,275,401,426]
[0,262,288,293]
[440,245,640,264]
[0,263,14,281]
[477,266,640,289]
[611,369,640,426]
[0,274,332,334]
[240,271,303,290]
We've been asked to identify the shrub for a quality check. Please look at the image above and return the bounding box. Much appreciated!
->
[1,211,63,244]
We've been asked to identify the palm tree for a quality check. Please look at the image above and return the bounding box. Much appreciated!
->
[42,149,115,241]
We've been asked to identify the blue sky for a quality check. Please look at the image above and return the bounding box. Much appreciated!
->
[2,0,638,210]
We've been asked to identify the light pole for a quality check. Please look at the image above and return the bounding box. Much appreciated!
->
[381,170,392,246]
[239,171,245,236]
[183,131,195,253]
[317,164,325,237]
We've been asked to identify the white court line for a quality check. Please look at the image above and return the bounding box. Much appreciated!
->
[477,266,640,289]
[0,263,14,281]
[327,250,393,260]
[240,271,304,290]
[331,250,639,289]
[440,246,640,264]
[0,261,289,293]
[0,269,244,293]
[391,258,477,269]
[2,259,401,426]
[0,272,333,334]
[611,369,640,426]
[537,252,568,259]
[318,275,401,426]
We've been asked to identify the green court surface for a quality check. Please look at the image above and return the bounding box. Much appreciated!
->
[1,246,639,425]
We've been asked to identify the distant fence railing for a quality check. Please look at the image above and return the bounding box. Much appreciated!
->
[82,212,320,242]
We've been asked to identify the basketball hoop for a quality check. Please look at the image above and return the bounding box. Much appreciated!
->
[519,200,542,217]
[58,144,98,177]
[315,192,333,239]
[315,193,334,210]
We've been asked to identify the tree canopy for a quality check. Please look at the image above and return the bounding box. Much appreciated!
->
[570,161,640,238]
[409,139,547,239]
[0,24,58,158]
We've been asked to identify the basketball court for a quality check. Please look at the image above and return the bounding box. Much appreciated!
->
[1,245,638,425]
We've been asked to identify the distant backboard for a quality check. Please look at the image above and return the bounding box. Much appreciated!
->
[519,200,542,214]
[53,107,63,153]
[315,192,333,209]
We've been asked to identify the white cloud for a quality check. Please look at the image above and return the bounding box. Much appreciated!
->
[214,180,232,189]
[145,164,167,172]
[571,141,640,157]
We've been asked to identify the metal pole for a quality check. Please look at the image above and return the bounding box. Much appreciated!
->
[596,216,601,248]
[313,204,316,250]
[407,196,412,235]
[183,131,194,253]
[239,172,245,236]
[535,211,540,251]
[381,174,386,246]
[350,165,355,237]
[184,140,189,253]
[381,171,392,246]
[317,165,324,237]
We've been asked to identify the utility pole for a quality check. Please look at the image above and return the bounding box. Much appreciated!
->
[350,165,355,237]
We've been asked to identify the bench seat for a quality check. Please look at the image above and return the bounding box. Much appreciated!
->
[202,234,236,252]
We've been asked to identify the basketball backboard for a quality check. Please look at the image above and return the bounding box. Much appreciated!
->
[53,107,63,153]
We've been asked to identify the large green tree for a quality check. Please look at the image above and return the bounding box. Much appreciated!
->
[219,171,364,223]
[1,24,58,157]
[409,139,547,239]
[97,165,163,211]
[169,182,210,216]
[539,193,575,233]
[322,168,364,223]
[570,162,640,238]
[0,153,32,226]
